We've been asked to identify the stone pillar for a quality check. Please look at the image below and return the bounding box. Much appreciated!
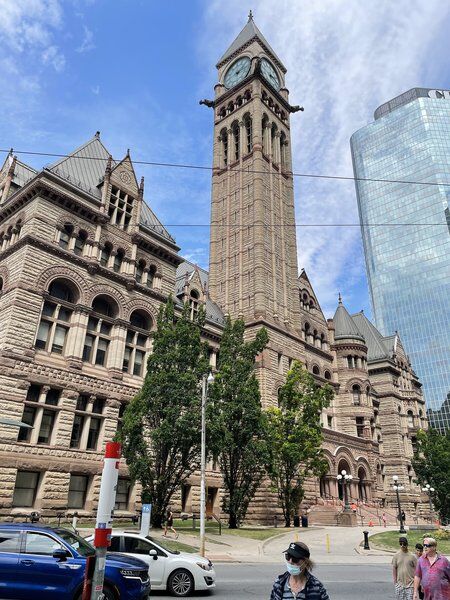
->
[53,388,78,447]
[79,395,95,450]
[107,321,127,377]
[65,307,90,367]
[29,386,51,445]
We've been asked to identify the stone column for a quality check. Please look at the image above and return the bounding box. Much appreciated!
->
[79,395,95,450]
[54,388,78,447]
[107,321,127,377]
[29,386,51,445]
[65,307,90,367]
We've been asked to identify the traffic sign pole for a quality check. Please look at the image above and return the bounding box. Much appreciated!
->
[88,442,121,600]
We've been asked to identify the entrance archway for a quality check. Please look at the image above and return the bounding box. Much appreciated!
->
[337,459,351,501]
[358,467,367,501]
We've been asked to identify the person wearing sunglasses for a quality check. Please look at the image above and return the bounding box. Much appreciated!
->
[392,537,417,600]
[269,541,329,600]
[413,537,450,600]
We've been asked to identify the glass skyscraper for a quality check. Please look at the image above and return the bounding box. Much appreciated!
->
[351,88,450,433]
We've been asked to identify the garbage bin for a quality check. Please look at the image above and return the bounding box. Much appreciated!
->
[293,515,300,527]
[301,515,308,528]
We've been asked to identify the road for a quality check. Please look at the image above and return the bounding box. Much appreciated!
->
[152,562,394,599]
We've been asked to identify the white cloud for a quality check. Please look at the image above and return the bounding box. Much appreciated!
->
[41,45,66,72]
[200,0,450,314]
[77,25,95,53]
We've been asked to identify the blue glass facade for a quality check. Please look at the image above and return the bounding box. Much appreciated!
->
[351,88,450,433]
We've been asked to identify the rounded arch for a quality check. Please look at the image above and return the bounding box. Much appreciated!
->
[312,364,320,376]
[324,370,332,380]
[129,309,153,331]
[333,447,356,474]
[36,266,85,304]
[91,294,119,318]
[125,298,158,322]
[47,278,79,304]
[87,285,126,318]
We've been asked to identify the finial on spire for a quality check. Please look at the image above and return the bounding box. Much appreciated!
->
[338,293,342,304]
[95,131,100,138]
[126,148,130,157]
[8,148,13,157]
[248,9,253,21]
[139,176,144,197]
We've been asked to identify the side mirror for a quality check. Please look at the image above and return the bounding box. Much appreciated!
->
[149,549,158,560]
[53,548,68,562]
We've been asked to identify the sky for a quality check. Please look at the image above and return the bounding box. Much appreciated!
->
[1,0,449,319]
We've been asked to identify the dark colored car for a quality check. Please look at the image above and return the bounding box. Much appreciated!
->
[0,523,150,599]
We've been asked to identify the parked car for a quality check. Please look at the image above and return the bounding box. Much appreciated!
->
[86,531,216,597]
[0,523,150,600]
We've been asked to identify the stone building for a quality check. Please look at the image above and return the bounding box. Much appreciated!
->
[0,16,427,523]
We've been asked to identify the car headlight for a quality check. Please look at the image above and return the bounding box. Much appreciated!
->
[196,561,212,571]
[120,569,146,579]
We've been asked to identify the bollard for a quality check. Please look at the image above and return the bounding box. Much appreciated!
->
[274,515,278,528]
[363,530,370,550]
[326,534,330,553]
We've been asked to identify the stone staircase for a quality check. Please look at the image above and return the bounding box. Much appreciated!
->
[308,504,341,526]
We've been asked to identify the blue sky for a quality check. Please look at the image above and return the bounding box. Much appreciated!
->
[1,0,450,319]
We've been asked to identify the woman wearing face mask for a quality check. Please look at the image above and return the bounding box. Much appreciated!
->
[270,541,330,600]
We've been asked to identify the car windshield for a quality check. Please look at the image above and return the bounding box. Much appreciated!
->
[145,536,179,554]
[55,528,95,557]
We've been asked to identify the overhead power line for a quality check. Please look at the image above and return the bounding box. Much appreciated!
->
[1,147,450,190]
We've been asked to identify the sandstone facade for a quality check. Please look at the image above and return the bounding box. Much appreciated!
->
[0,17,428,524]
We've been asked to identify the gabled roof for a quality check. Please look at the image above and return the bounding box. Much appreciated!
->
[333,297,365,342]
[175,261,225,326]
[47,133,114,197]
[351,311,391,361]
[217,14,285,71]
[0,154,37,190]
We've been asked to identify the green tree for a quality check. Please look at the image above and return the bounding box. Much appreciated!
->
[265,361,332,527]
[412,428,450,522]
[119,296,209,528]
[208,318,269,528]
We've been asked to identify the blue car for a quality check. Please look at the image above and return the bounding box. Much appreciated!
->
[0,523,150,600]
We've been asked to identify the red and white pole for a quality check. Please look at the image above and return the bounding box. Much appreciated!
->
[86,441,121,600]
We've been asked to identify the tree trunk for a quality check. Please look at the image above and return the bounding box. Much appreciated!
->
[228,512,239,529]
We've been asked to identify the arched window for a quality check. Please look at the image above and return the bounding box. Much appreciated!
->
[324,370,332,380]
[74,230,88,256]
[82,295,118,366]
[122,310,152,377]
[347,356,354,369]
[280,131,287,168]
[271,123,278,157]
[407,411,414,427]
[352,384,361,405]
[312,365,320,376]
[231,121,240,161]
[244,114,253,154]
[244,89,251,102]
[262,115,269,154]
[100,242,113,267]
[220,129,228,167]
[59,223,73,249]
[113,249,125,273]
[0,276,3,293]
[135,260,145,284]
[189,289,200,319]
[35,279,77,354]
[227,101,234,114]
[147,264,157,288]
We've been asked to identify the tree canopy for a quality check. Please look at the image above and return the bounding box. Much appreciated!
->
[265,361,332,526]
[208,318,269,528]
[119,296,210,527]
[412,428,450,523]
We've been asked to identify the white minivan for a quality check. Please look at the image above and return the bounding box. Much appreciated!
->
[86,531,216,597]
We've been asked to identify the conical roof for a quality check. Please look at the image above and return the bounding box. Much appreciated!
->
[217,13,285,71]
[333,296,365,342]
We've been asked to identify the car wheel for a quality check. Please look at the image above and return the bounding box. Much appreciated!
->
[168,568,194,597]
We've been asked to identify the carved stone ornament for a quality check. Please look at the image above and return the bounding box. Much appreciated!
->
[119,171,132,185]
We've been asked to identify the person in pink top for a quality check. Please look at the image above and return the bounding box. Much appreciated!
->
[413,537,450,600]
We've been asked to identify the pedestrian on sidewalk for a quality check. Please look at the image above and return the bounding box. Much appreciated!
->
[414,544,424,600]
[414,537,450,600]
[382,512,387,527]
[269,541,329,600]
[392,536,417,600]
[163,509,178,539]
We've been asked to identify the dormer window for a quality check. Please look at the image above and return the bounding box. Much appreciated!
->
[189,289,200,319]
[109,186,134,229]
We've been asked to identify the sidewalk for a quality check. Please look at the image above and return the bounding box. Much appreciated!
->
[156,525,396,564]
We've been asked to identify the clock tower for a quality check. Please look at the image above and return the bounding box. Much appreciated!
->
[206,13,305,407]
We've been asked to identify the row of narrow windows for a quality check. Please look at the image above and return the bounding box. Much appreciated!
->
[276,352,332,380]
[0,219,22,251]
[347,355,367,370]
[302,322,328,350]
[35,280,152,377]
[216,90,252,119]
[58,224,159,288]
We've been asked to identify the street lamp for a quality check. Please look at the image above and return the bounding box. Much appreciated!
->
[421,483,435,524]
[337,470,353,511]
[200,372,214,558]
[392,475,406,534]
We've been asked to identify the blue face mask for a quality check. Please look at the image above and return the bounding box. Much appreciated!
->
[286,561,301,576]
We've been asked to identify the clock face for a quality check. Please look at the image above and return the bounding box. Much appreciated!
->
[260,58,280,91]
[224,56,251,89]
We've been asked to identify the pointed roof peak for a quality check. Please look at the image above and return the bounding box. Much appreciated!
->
[338,292,342,304]
[333,298,365,342]
[217,15,286,72]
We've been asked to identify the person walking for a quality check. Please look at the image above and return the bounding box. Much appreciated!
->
[270,541,329,600]
[382,512,387,527]
[414,537,450,600]
[163,509,178,539]
[414,545,424,600]
[392,537,417,600]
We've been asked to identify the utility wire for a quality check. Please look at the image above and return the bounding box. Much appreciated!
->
[1,147,450,189]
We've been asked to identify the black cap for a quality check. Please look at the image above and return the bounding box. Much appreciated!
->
[283,541,310,559]
[399,537,408,545]
[415,543,423,550]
